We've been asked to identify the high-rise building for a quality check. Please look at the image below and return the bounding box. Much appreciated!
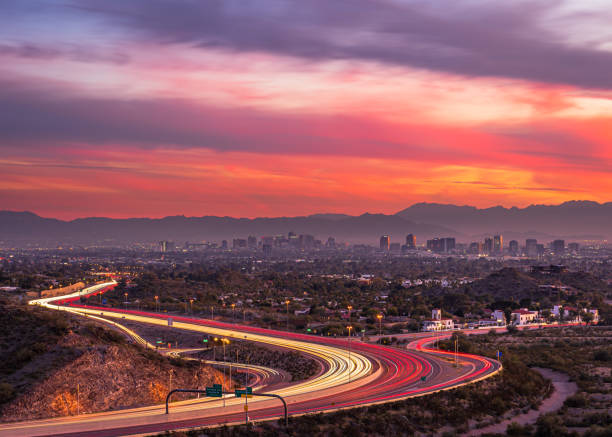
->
[390,242,401,253]
[247,235,257,249]
[380,235,390,251]
[426,237,455,253]
[262,244,272,257]
[493,235,503,254]
[221,240,228,250]
[326,237,336,249]
[159,241,175,252]
[509,240,519,255]
[568,242,579,252]
[406,234,416,249]
[469,242,482,254]
[552,240,565,255]
[483,237,493,254]
[525,239,538,257]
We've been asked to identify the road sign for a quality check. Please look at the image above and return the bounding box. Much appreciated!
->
[156,340,163,344]
[203,338,208,343]
[235,387,253,397]
[102,298,107,304]
[206,384,223,397]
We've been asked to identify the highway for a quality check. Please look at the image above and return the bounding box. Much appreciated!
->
[1,282,502,436]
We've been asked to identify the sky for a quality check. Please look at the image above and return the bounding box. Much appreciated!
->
[1,0,611,219]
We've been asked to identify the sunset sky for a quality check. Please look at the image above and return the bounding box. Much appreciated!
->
[1,0,611,219]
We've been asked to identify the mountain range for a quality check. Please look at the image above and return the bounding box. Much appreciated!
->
[0,201,610,246]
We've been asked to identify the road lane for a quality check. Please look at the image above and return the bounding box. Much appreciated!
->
[0,283,501,436]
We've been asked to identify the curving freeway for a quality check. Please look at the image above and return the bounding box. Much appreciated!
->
[0,282,502,436]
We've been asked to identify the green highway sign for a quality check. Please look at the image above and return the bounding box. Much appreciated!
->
[203,338,208,343]
[235,387,253,397]
[205,384,223,398]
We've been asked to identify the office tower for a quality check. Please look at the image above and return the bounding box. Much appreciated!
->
[247,235,257,249]
[390,242,401,253]
[552,239,565,255]
[483,237,493,254]
[159,241,174,252]
[326,237,336,249]
[568,242,579,252]
[444,237,455,253]
[262,244,272,257]
[406,234,416,249]
[221,240,228,250]
[493,235,503,254]
[469,242,482,254]
[525,239,538,257]
[509,240,519,255]
[380,235,390,251]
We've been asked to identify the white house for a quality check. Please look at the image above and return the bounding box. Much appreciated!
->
[511,308,539,325]
[422,308,454,331]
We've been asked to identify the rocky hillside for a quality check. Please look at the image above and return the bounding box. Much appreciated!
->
[0,297,225,422]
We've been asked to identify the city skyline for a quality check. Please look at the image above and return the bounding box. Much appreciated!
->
[1,1,612,219]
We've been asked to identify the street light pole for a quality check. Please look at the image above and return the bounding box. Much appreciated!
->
[347,305,352,324]
[377,314,383,337]
[211,306,214,320]
[347,325,352,383]
[154,295,159,312]
[232,303,236,323]
[124,292,128,310]
[222,338,227,407]
[189,299,193,314]
[285,299,290,331]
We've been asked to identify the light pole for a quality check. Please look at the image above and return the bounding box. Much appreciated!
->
[285,299,290,331]
[347,325,353,383]
[222,338,230,406]
[124,292,128,310]
[347,305,353,323]
[243,308,246,323]
[211,306,214,320]
[377,314,383,337]
[232,303,236,323]
[154,295,159,312]
[189,299,194,314]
